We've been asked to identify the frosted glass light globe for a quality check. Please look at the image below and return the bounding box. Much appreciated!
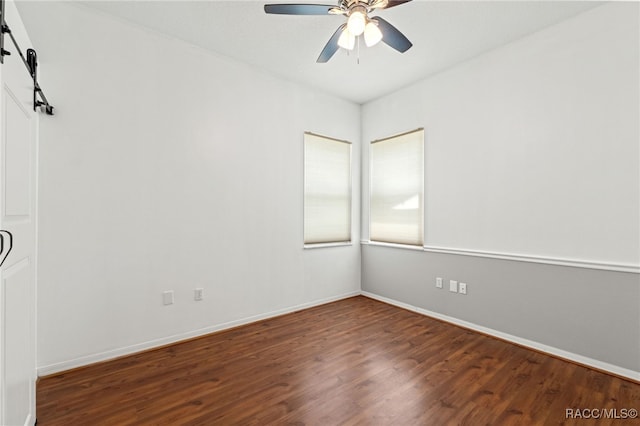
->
[347,10,366,36]
[364,21,382,47]
[338,28,355,50]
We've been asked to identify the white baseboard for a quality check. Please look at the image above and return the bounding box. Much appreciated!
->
[361,291,640,383]
[37,291,360,376]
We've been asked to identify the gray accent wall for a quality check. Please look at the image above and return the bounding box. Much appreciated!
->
[361,3,639,377]
[362,244,640,373]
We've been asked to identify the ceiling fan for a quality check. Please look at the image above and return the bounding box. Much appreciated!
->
[264,0,413,63]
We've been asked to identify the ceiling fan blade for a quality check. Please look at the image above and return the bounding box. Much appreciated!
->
[317,24,347,63]
[384,0,413,9]
[374,17,412,53]
[264,4,336,15]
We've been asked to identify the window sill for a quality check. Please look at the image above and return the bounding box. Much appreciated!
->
[304,242,353,249]
[360,240,424,251]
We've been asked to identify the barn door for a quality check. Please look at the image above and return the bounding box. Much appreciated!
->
[0,1,38,425]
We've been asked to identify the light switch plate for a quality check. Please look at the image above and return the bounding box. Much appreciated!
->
[163,290,174,305]
[194,288,203,301]
[449,280,458,293]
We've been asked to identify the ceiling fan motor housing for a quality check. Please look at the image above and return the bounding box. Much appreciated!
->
[342,0,390,14]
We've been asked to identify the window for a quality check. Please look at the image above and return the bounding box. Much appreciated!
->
[370,128,424,246]
[304,132,352,245]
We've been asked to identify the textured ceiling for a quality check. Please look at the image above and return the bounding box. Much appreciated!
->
[19,1,602,104]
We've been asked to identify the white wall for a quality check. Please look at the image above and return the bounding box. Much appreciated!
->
[363,3,639,267]
[19,3,361,373]
[361,3,640,377]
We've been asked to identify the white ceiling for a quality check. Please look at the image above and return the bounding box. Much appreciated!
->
[32,1,602,104]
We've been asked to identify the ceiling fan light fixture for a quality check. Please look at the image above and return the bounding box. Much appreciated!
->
[347,8,366,36]
[364,21,383,47]
[337,27,355,50]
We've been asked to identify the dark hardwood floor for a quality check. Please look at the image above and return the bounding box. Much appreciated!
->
[37,296,639,425]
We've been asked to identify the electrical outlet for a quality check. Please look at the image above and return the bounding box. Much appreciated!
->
[194,288,204,301]
[459,282,467,295]
[436,277,443,289]
[162,290,174,305]
[449,280,458,293]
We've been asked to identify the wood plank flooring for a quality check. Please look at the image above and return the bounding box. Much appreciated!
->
[37,296,639,425]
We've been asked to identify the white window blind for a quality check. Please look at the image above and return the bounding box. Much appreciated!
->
[304,132,352,245]
[370,129,424,246]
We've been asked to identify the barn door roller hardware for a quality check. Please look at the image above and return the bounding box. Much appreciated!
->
[0,0,54,115]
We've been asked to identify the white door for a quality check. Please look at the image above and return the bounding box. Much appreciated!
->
[0,1,38,425]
